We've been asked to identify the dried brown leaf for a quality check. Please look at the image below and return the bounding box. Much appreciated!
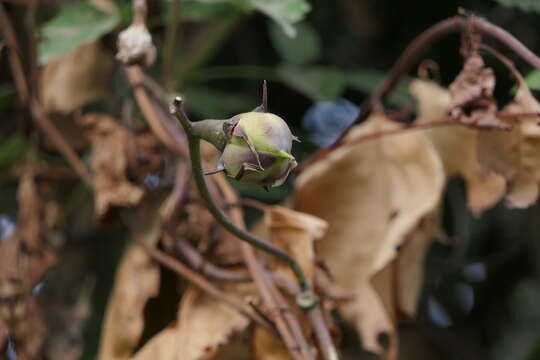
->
[263,206,327,285]
[97,196,164,360]
[410,79,506,215]
[477,74,540,208]
[294,110,444,356]
[40,41,114,113]
[396,210,442,318]
[132,285,252,360]
[81,113,144,219]
[449,55,509,129]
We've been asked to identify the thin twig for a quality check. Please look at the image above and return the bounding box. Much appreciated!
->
[297,118,457,172]
[0,4,93,186]
[125,66,189,158]
[213,173,312,360]
[175,236,251,282]
[138,240,273,332]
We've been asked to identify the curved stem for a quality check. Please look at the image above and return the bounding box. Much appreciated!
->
[169,97,317,309]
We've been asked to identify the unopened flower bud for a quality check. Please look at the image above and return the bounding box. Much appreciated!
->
[221,112,298,187]
[116,23,156,67]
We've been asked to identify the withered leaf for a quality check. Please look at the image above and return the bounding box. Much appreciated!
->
[81,113,144,219]
[251,206,328,360]
[259,205,327,285]
[396,210,442,318]
[449,55,509,129]
[40,41,114,113]
[477,72,540,208]
[410,79,506,215]
[294,110,444,356]
[132,285,252,360]
[97,196,164,360]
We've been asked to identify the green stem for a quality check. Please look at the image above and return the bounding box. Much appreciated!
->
[169,97,317,310]
[190,119,229,151]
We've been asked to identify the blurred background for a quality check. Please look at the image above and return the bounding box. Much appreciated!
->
[2,0,540,359]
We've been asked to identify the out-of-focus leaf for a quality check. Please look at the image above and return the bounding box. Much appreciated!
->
[278,66,346,101]
[302,98,359,148]
[410,79,506,215]
[396,210,442,317]
[80,113,144,219]
[38,2,119,64]
[495,0,540,12]
[269,21,321,65]
[525,70,540,91]
[40,41,114,113]
[449,55,507,129]
[347,69,412,106]
[185,86,257,119]
[0,136,29,169]
[97,195,164,360]
[477,69,540,208]
[0,85,16,113]
[163,0,237,22]
[250,0,311,37]
[294,109,444,356]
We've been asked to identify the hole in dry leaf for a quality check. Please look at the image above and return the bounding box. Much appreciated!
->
[136,260,182,352]
[377,331,391,351]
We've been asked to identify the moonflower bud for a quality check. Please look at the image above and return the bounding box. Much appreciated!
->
[221,112,298,187]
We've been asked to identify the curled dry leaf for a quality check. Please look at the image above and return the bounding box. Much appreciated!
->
[40,41,114,113]
[252,206,328,360]
[97,195,164,360]
[395,210,442,317]
[477,72,540,208]
[81,113,144,219]
[132,285,252,360]
[449,55,509,129]
[294,110,444,356]
[410,79,506,215]
[260,205,327,285]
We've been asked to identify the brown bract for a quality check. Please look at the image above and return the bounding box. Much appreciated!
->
[40,41,114,114]
[294,110,444,357]
[80,113,144,219]
[477,72,540,208]
[449,55,509,130]
[410,79,506,215]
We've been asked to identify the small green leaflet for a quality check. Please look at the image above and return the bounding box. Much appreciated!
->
[525,70,540,91]
[495,0,540,12]
[269,21,321,65]
[250,0,311,37]
[38,2,119,64]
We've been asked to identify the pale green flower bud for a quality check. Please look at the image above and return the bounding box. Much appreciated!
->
[221,112,298,187]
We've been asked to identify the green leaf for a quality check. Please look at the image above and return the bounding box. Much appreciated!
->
[278,66,346,101]
[249,0,310,37]
[38,2,119,64]
[184,86,258,119]
[347,69,412,107]
[0,136,29,169]
[269,21,320,65]
[162,0,237,22]
[495,0,540,12]
[525,70,540,91]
